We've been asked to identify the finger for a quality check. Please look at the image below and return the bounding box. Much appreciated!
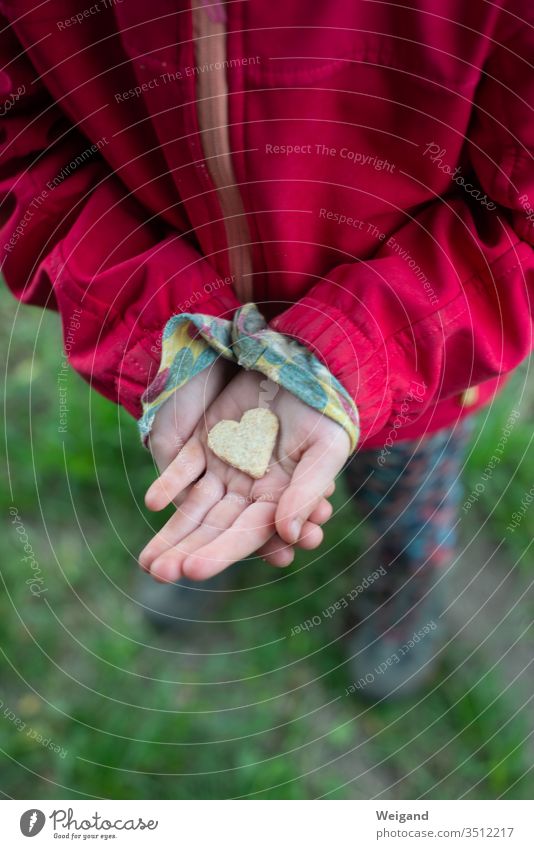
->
[258,518,325,566]
[183,500,276,581]
[323,481,336,498]
[296,521,324,550]
[308,497,333,526]
[276,439,347,544]
[139,472,224,570]
[145,437,205,511]
[257,534,295,567]
[149,492,249,583]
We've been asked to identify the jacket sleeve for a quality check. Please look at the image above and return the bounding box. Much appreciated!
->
[0,23,241,419]
[270,17,534,444]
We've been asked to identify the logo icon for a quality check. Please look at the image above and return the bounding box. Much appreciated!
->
[20,810,46,837]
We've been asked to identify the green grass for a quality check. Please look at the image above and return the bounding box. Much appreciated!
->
[463,376,534,562]
[0,290,533,799]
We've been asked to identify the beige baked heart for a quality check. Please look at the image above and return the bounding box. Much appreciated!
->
[207,407,279,479]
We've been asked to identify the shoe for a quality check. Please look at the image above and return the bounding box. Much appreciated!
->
[136,567,234,632]
[344,550,447,701]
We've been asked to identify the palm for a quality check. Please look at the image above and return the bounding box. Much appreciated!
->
[147,359,235,477]
[141,371,350,581]
[196,372,317,498]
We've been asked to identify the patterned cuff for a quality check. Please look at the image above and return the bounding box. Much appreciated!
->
[138,303,360,450]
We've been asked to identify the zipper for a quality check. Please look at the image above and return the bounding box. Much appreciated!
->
[191,0,253,303]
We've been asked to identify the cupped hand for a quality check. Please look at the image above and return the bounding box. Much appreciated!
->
[147,358,236,488]
[140,369,350,581]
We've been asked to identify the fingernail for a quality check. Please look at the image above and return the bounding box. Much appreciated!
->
[282,550,295,567]
[289,519,301,542]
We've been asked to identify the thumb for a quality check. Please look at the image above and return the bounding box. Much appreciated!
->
[275,435,348,544]
[145,437,205,511]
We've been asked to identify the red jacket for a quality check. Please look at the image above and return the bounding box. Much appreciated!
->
[1,1,532,448]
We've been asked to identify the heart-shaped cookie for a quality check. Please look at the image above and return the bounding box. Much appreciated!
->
[207,407,279,479]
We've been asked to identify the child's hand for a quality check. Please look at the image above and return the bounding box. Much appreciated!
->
[147,359,236,490]
[140,369,350,581]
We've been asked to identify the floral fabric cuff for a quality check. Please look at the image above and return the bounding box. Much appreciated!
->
[138,303,360,451]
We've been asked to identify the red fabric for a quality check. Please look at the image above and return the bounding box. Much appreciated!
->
[0,1,532,446]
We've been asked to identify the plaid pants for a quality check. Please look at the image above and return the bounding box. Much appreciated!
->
[344,418,475,571]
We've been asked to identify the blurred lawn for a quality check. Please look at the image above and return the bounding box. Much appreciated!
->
[0,288,533,800]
